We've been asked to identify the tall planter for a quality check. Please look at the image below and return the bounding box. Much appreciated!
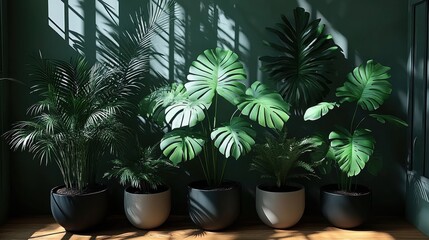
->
[124,186,171,229]
[188,181,240,231]
[50,185,108,232]
[256,184,305,228]
[320,184,371,229]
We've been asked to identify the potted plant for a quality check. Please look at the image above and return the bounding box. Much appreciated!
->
[251,128,321,228]
[4,56,130,231]
[146,48,291,230]
[3,0,173,232]
[304,60,408,228]
[105,144,173,229]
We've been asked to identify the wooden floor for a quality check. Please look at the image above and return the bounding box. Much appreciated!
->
[0,215,427,240]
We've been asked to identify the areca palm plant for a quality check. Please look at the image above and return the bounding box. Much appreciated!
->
[304,60,408,192]
[260,7,340,115]
[250,128,321,189]
[4,0,174,194]
[145,48,291,187]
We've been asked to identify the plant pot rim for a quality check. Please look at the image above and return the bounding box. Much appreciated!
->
[51,185,108,197]
[320,184,371,197]
[188,180,239,192]
[257,183,304,193]
[125,185,171,195]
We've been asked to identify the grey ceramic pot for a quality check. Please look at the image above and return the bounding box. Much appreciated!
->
[50,185,108,232]
[124,186,171,229]
[188,180,240,231]
[256,184,305,228]
[320,184,371,229]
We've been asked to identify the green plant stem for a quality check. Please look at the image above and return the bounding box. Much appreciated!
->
[200,121,211,185]
[355,117,367,129]
[212,94,219,185]
[350,104,359,132]
[219,156,228,186]
[230,109,239,122]
[198,155,209,184]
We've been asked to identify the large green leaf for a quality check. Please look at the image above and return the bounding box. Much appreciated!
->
[336,60,392,111]
[369,114,408,127]
[165,99,209,129]
[211,118,256,159]
[236,81,290,131]
[160,129,205,165]
[329,128,375,177]
[303,102,337,121]
[260,7,340,114]
[185,48,247,104]
[140,83,188,124]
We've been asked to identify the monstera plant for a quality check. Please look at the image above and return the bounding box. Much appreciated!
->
[145,48,290,230]
[148,48,290,186]
[304,60,408,228]
[260,7,340,114]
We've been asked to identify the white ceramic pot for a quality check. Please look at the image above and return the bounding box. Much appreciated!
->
[124,186,171,229]
[255,184,305,228]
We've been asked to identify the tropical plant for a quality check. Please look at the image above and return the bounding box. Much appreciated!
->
[250,128,322,189]
[304,60,408,192]
[3,0,174,194]
[260,7,340,114]
[105,143,173,193]
[145,48,291,187]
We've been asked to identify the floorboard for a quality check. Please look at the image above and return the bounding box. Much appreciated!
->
[0,215,427,240]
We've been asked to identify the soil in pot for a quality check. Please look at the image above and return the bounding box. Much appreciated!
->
[320,184,371,229]
[188,180,240,231]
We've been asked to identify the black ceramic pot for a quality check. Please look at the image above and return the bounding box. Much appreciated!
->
[50,185,108,232]
[320,184,371,229]
[188,180,240,231]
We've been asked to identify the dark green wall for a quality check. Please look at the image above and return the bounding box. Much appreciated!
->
[0,0,9,225]
[6,0,408,217]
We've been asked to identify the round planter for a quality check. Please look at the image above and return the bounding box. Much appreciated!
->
[256,184,305,228]
[50,185,108,232]
[124,186,171,229]
[320,184,371,229]
[188,180,240,231]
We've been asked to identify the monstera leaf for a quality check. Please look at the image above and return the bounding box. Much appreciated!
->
[304,102,338,121]
[140,83,187,124]
[236,81,290,131]
[165,99,210,129]
[260,7,339,114]
[160,129,205,165]
[369,114,408,127]
[336,60,392,111]
[210,118,256,159]
[186,48,247,104]
[329,127,375,177]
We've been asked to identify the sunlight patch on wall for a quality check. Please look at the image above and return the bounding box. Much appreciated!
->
[95,0,119,61]
[217,7,235,51]
[150,0,172,81]
[68,0,84,49]
[48,0,66,39]
[172,4,186,82]
[298,0,348,58]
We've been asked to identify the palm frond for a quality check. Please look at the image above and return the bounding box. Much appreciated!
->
[251,128,321,188]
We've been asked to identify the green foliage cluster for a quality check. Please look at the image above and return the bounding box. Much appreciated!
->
[4,0,174,193]
[304,60,408,192]
[260,7,340,114]
[144,48,291,187]
[105,144,173,193]
[250,129,322,189]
